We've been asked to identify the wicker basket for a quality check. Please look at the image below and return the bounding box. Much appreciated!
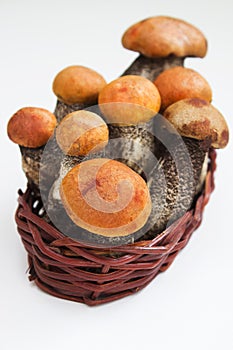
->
[15,149,216,306]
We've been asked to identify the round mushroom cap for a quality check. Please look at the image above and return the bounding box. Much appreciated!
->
[7,107,57,148]
[52,66,107,105]
[163,98,229,148]
[122,16,207,58]
[154,66,212,111]
[98,75,161,125]
[56,110,109,156]
[60,158,151,237]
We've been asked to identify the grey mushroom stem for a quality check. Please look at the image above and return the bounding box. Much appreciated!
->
[121,54,184,81]
[107,120,156,177]
[145,136,210,238]
[20,134,63,198]
[45,155,83,226]
[54,100,92,123]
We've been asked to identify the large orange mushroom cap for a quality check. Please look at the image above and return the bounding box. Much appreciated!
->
[98,75,161,125]
[122,16,207,58]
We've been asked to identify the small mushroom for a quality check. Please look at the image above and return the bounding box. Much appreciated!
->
[163,98,229,149]
[52,65,107,122]
[121,16,207,81]
[7,107,57,193]
[98,75,161,175]
[45,110,109,225]
[146,98,229,235]
[59,158,151,246]
[154,66,212,111]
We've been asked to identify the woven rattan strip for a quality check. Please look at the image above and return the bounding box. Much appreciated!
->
[15,149,216,306]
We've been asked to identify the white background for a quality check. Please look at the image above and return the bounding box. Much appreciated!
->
[1,0,233,349]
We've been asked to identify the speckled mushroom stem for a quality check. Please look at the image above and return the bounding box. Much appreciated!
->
[20,146,44,196]
[145,136,210,238]
[107,120,155,177]
[121,54,184,81]
[54,100,92,123]
[46,154,83,224]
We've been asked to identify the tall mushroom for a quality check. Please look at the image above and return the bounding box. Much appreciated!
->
[146,98,229,236]
[98,75,161,176]
[121,16,207,81]
[7,107,57,195]
[52,65,107,122]
[45,110,109,226]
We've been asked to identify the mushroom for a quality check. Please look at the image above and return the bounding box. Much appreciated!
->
[98,75,161,175]
[146,98,229,236]
[59,158,151,246]
[52,65,107,122]
[7,107,57,194]
[153,66,212,111]
[163,98,229,148]
[45,110,109,226]
[121,16,207,81]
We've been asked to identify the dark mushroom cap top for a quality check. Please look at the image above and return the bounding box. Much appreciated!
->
[122,16,207,58]
[163,98,229,149]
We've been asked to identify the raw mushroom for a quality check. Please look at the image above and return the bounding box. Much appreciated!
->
[163,98,229,149]
[146,98,229,236]
[121,16,207,81]
[46,110,109,227]
[52,65,107,122]
[7,107,57,194]
[98,75,161,176]
[60,158,152,246]
[154,66,213,111]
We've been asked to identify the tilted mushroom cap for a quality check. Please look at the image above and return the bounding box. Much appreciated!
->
[98,75,161,125]
[7,107,57,148]
[56,110,109,156]
[60,158,151,237]
[154,66,212,111]
[122,16,207,58]
[52,66,107,105]
[163,98,229,148]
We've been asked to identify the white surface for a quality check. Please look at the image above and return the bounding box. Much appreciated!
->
[1,1,233,349]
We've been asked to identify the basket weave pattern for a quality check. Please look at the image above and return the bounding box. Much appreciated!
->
[15,150,216,306]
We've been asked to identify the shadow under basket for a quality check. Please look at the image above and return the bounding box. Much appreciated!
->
[15,150,216,306]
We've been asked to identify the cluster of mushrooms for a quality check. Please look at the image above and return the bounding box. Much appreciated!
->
[7,16,229,246]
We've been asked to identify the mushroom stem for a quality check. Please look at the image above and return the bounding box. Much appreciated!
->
[45,155,83,226]
[107,119,155,176]
[20,146,44,195]
[121,54,184,81]
[54,100,92,123]
[146,136,210,237]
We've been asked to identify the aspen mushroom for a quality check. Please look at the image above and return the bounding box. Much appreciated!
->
[121,16,207,81]
[154,66,212,111]
[7,107,57,191]
[45,110,109,226]
[59,158,151,246]
[52,65,107,122]
[98,75,161,175]
[146,98,229,235]
[163,98,229,149]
